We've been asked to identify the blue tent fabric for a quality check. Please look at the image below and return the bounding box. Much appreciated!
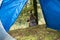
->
[39,0,60,31]
[0,0,27,32]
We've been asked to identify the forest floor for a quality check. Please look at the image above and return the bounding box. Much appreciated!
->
[9,24,60,40]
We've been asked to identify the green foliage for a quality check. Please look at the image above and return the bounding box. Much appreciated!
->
[16,0,42,25]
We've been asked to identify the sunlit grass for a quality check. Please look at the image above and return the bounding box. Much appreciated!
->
[9,25,60,40]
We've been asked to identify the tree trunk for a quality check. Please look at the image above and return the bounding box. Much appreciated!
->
[33,0,38,25]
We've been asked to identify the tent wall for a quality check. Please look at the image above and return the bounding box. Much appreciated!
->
[39,0,60,31]
[0,0,28,32]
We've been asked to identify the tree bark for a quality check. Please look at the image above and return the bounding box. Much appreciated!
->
[33,0,38,25]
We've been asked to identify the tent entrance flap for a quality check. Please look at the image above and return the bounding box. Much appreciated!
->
[39,0,60,31]
[0,0,27,32]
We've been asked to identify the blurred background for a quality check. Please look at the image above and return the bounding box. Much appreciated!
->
[10,0,45,30]
[9,0,60,40]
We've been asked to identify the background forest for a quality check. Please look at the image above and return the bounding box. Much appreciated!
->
[10,0,45,30]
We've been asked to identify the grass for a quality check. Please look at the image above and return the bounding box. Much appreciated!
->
[9,24,60,40]
[16,36,38,40]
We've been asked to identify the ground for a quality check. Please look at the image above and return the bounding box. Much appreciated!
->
[9,25,60,40]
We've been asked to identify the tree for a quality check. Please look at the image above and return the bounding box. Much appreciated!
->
[33,0,38,25]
